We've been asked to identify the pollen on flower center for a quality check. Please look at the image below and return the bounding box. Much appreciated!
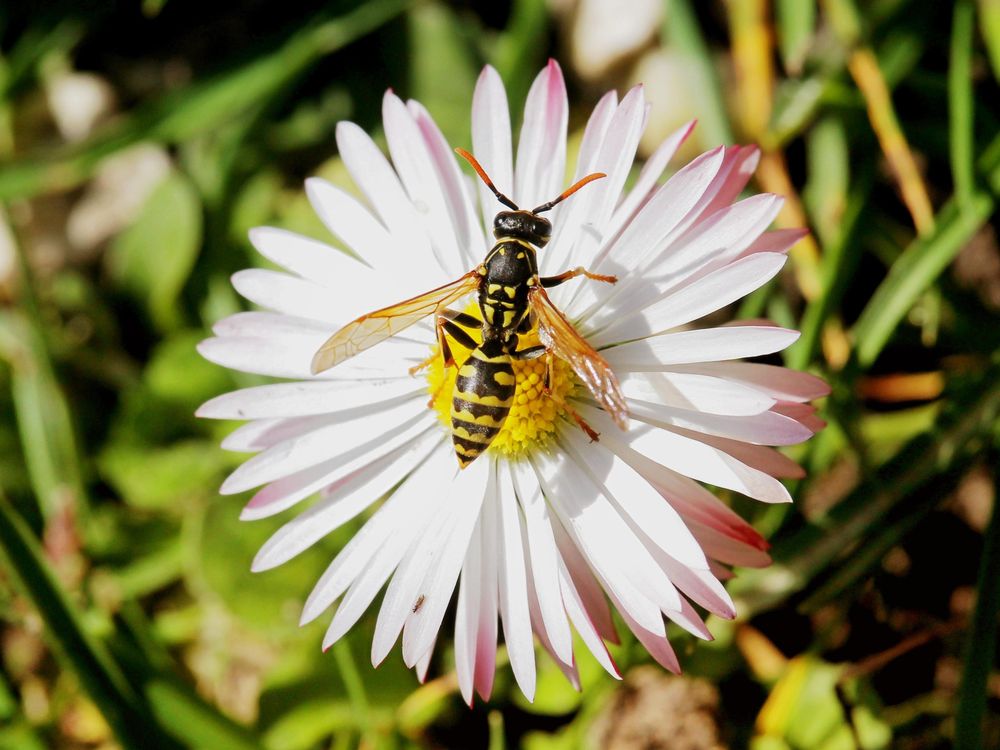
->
[423,305,576,458]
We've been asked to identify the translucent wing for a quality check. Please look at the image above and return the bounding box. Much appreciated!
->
[311,271,481,374]
[528,286,628,429]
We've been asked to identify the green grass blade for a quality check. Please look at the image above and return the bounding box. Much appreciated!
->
[0,210,86,519]
[492,0,549,124]
[109,641,263,750]
[955,472,1000,749]
[852,190,993,368]
[0,497,153,749]
[731,365,1000,617]
[979,0,1000,81]
[776,0,816,74]
[662,0,734,145]
[0,0,409,200]
[407,2,478,146]
[950,0,976,208]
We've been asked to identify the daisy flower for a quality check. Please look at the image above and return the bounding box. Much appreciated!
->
[197,60,827,703]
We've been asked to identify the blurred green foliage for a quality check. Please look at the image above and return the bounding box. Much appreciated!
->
[0,0,998,748]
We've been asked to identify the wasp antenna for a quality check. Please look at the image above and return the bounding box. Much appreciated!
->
[531,172,606,214]
[455,147,519,211]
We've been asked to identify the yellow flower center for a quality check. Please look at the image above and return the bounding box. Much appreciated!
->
[424,304,576,458]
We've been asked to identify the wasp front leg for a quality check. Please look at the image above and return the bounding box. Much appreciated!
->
[539,267,617,288]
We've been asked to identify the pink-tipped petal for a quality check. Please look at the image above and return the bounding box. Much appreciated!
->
[514,59,568,210]
[471,66,514,233]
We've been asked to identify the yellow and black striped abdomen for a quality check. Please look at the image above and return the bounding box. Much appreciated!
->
[450,346,515,468]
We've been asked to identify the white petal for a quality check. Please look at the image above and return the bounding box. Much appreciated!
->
[566,146,726,318]
[687,519,772,568]
[665,597,713,640]
[474,484,499,700]
[401,458,490,666]
[644,545,734,619]
[302,440,451,626]
[591,252,787,346]
[622,399,814,446]
[646,193,783,289]
[415,638,436,683]
[408,100,485,268]
[538,88,618,278]
[240,420,438,521]
[471,66,514,234]
[741,227,807,257]
[701,145,761,218]
[251,428,440,571]
[604,440,771,553]
[514,60,568,210]
[305,177,395,271]
[383,92,465,276]
[336,121,435,266]
[211,310,331,339]
[557,554,620,678]
[671,361,830,402]
[520,526,580,689]
[532,452,677,631]
[198,377,421,420]
[551,521,618,644]
[580,406,792,504]
[509,461,574,665]
[248,226,373,289]
[584,194,783,330]
[220,415,332,453]
[546,86,645,277]
[606,588,679,673]
[561,430,707,569]
[603,325,800,370]
[618,371,775,417]
[371,459,461,666]
[672,428,804,479]
[454,514,483,705]
[605,120,694,242]
[198,334,315,380]
[220,399,429,494]
[495,462,536,700]
[230,269,342,325]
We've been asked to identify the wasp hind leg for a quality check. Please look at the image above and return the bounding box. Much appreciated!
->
[408,309,479,376]
[413,312,481,408]
[540,267,618,288]
[539,352,600,442]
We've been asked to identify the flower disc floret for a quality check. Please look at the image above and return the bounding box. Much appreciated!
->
[425,306,576,458]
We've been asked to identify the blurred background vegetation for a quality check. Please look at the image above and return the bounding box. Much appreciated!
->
[0,0,998,748]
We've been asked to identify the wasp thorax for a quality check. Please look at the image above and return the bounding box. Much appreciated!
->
[493,211,551,247]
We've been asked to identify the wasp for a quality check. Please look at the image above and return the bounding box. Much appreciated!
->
[311,148,628,468]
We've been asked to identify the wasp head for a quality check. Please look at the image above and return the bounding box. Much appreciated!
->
[493,210,551,246]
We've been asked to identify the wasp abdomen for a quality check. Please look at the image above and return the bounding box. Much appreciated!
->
[450,346,515,467]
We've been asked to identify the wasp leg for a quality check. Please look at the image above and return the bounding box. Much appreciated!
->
[440,309,481,331]
[511,344,545,361]
[540,267,617,288]
[422,319,480,407]
[409,309,479,375]
[540,353,600,442]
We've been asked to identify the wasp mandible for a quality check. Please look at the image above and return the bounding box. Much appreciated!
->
[311,148,628,467]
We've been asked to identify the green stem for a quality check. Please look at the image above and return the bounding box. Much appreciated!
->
[331,640,374,743]
[949,0,975,208]
[0,496,151,749]
[955,466,1000,750]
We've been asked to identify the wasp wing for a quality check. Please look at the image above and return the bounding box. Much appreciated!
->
[311,271,481,374]
[528,286,628,429]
